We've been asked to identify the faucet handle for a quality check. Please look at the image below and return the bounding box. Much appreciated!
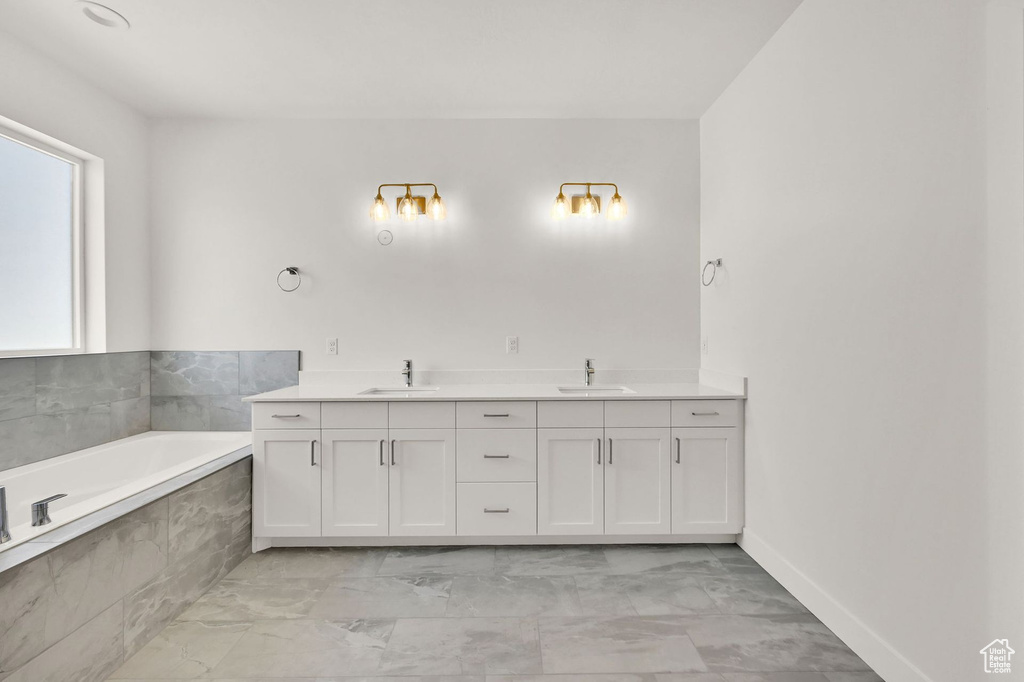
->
[31,493,67,527]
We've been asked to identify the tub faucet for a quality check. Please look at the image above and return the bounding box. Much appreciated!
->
[585,358,595,386]
[31,494,67,527]
[0,486,10,543]
[402,359,413,388]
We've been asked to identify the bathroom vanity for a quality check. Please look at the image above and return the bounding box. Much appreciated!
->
[246,384,744,549]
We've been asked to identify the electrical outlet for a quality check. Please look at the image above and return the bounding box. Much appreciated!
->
[326,338,338,355]
[506,336,519,354]
[701,335,709,356]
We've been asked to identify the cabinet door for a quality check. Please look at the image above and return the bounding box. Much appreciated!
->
[604,428,671,534]
[537,428,604,535]
[253,429,321,537]
[672,427,742,533]
[321,429,389,537]
[388,429,456,536]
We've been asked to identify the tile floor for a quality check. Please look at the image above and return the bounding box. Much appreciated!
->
[107,544,882,681]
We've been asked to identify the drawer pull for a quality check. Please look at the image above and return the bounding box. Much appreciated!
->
[691,411,720,416]
[484,508,510,513]
[483,413,510,418]
[483,453,510,459]
[272,414,302,419]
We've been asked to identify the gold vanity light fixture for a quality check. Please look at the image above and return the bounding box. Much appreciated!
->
[370,183,447,222]
[552,182,627,221]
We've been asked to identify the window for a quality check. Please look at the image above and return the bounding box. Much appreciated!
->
[0,127,83,356]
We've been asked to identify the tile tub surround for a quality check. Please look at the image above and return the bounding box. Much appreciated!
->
[151,351,299,431]
[0,458,252,682]
[110,544,882,680]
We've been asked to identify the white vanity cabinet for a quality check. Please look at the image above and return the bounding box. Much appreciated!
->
[253,429,322,537]
[604,427,672,534]
[321,429,389,536]
[389,429,457,536]
[537,428,604,535]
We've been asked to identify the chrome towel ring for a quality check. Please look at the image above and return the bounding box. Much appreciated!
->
[277,267,301,292]
[702,258,722,287]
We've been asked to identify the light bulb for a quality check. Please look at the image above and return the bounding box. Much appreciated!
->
[370,193,390,221]
[607,193,628,220]
[398,188,417,222]
[580,192,598,219]
[426,192,447,220]
[551,192,569,220]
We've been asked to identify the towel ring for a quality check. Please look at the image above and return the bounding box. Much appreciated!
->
[702,259,722,287]
[277,267,301,292]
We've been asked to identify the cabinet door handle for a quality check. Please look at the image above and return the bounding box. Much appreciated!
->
[596,438,602,465]
[379,439,386,466]
[675,437,681,464]
[484,508,510,513]
[483,453,510,459]
[310,439,317,466]
[390,439,396,466]
[607,438,613,464]
[483,413,510,418]
[691,411,720,416]
[272,414,301,419]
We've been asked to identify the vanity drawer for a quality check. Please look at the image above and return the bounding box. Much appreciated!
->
[389,401,456,428]
[457,482,537,536]
[457,401,536,429]
[322,401,388,429]
[538,400,604,428]
[457,429,537,482]
[253,402,321,429]
[672,400,740,427]
[604,400,671,428]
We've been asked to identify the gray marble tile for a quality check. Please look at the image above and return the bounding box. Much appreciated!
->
[112,396,152,440]
[539,616,707,674]
[494,545,611,576]
[111,620,251,679]
[706,544,750,559]
[151,351,239,396]
[602,545,727,576]
[177,577,326,621]
[700,576,809,616]
[719,674,829,681]
[310,576,452,619]
[239,350,299,395]
[447,575,583,617]
[151,395,210,431]
[0,553,60,676]
[210,619,394,678]
[378,546,496,576]
[822,674,884,682]
[0,404,112,470]
[167,460,251,563]
[683,614,871,673]
[380,617,542,676]
[654,675,728,681]
[227,547,388,581]
[4,601,123,682]
[575,575,718,616]
[494,676,660,682]
[35,352,148,413]
[0,357,35,422]
[209,394,251,430]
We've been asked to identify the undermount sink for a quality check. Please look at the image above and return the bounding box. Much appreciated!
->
[556,386,636,395]
[359,386,440,395]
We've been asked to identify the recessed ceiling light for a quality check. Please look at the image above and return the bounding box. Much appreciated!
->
[76,1,130,29]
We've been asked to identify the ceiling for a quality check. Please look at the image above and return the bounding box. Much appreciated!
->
[0,0,802,119]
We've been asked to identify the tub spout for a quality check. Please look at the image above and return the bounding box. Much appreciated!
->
[0,486,10,543]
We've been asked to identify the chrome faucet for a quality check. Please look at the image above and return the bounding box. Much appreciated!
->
[0,486,10,543]
[402,359,413,388]
[585,358,595,386]
[31,494,67,527]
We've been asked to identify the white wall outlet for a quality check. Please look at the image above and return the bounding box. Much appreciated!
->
[506,336,519,354]
[326,338,338,355]
[701,335,709,355]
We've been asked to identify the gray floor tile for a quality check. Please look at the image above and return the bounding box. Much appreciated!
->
[310,576,453,618]
[700,576,809,616]
[379,617,543,676]
[108,621,251,679]
[494,545,612,575]
[492,675,660,682]
[224,547,387,581]
[706,544,750,559]
[447,575,583,617]
[654,675,727,682]
[538,616,708,674]
[720,674,830,681]
[602,545,727,576]
[378,546,497,576]
[176,578,327,621]
[823,674,885,682]
[574,575,641,616]
[575,575,719,616]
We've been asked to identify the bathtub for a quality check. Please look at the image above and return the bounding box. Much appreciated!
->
[0,431,252,553]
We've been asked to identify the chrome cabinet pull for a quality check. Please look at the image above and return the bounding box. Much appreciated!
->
[691,411,720,416]
[483,453,510,459]
[675,437,681,464]
[484,508,510,513]
[608,438,613,464]
[391,439,396,466]
[272,414,301,419]
[483,413,510,418]
[379,439,386,466]
[596,438,602,465]
[310,439,317,466]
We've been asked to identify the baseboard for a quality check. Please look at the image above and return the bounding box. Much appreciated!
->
[739,529,932,682]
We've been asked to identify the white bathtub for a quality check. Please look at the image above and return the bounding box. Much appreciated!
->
[0,431,252,552]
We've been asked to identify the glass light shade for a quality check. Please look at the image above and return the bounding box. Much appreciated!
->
[551,193,569,220]
[580,193,599,219]
[607,193,628,220]
[398,194,417,222]
[370,194,390,221]
[426,193,447,220]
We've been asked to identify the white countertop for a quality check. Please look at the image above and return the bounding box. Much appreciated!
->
[245,383,744,402]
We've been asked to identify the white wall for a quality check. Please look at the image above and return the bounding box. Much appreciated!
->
[700,1,996,681]
[149,119,700,371]
[0,30,150,352]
